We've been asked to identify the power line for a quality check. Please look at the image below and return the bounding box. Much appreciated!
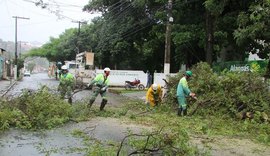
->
[96,2,137,38]
[105,0,126,12]
[4,0,12,23]
[9,0,55,17]
[109,2,132,19]
[119,0,201,48]
[85,1,163,43]
[118,4,166,39]
[105,1,155,32]
[21,0,85,21]
[0,19,59,28]
[121,22,154,40]
[51,1,84,8]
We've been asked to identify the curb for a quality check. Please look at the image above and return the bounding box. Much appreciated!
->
[0,81,17,97]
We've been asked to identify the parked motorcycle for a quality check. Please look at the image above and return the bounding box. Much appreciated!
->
[125,79,145,90]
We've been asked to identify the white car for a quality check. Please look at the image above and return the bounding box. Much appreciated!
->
[24,71,31,77]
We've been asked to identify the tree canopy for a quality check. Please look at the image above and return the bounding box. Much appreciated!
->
[27,0,270,74]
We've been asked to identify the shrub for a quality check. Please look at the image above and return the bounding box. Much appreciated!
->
[166,62,270,123]
[0,87,72,130]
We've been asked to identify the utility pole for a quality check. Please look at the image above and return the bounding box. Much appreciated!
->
[72,20,87,54]
[12,16,30,80]
[164,0,173,74]
[19,41,21,58]
[162,0,173,99]
[72,20,87,72]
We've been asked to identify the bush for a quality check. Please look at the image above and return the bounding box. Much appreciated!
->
[0,87,72,130]
[166,62,270,123]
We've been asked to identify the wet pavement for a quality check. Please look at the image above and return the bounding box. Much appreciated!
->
[0,128,84,156]
[0,73,148,156]
[3,73,146,105]
[4,73,59,97]
[0,79,16,97]
[0,117,150,156]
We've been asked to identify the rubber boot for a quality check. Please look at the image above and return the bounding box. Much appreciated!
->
[88,98,95,108]
[177,108,182,116]
[100,99,108,111]
[68,97,72,104]
[183,109,187,116]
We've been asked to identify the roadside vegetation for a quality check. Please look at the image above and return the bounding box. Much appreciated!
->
[26,0,270,76]
[0,62,269,155]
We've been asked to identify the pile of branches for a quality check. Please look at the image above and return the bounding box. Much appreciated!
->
[0,86,72,130]
[116,127,199,155]
[167,62,270,123]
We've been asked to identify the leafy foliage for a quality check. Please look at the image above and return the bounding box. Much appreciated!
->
[122,101,270,145]
[25,62,36,73]
[118,128,201,156]
[0,87,72,130]
[234,0,270,76]
[166,62,270,123]
[1,81,270,155]
[24,0,270,74]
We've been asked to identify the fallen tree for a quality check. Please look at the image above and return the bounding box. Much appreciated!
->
[166,62,270,123]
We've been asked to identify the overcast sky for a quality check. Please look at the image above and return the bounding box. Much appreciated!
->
[0,0,100,45]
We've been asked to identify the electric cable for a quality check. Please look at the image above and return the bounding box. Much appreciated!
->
[118,0,201,40]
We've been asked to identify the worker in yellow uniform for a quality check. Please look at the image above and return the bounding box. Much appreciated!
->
[145,83,163,107]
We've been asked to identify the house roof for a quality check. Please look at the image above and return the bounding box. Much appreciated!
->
[0,48,6,52]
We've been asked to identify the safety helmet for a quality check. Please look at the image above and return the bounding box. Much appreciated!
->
[152,83,158,91]
[185,71,192,77]
[61,65,68,70]
[104,67,111,72]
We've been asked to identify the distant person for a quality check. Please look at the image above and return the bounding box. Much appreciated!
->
[55,70,58,80]
[145,83,163,107]
[48,65,51,78]
[176,71,196,116]
[87,67,110,111]
[56,62,62,80]
[58,65,74,104]
[146,70,152,88]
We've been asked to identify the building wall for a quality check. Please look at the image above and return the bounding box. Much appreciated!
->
[0,56,3,79]
[0,48,11,79]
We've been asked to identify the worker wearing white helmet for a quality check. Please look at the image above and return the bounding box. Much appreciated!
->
[87,67,111,111]
[145,83,163,107]
[58,65,74,104]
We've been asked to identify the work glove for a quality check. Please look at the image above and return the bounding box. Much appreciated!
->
[189,92,196,98]
[87,83,93,89]
[101,87,107,92]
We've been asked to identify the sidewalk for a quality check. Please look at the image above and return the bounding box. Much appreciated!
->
[0,79,16,97]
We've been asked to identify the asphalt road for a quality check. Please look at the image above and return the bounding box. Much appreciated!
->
[0,72,149,156]
[5,72,145,106]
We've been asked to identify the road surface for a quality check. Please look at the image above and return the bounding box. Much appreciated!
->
[0,72,148,156]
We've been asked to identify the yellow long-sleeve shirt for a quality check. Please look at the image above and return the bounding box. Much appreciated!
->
[146,84,163,107]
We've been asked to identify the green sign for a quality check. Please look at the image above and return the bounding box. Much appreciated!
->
[213,60,268,73]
